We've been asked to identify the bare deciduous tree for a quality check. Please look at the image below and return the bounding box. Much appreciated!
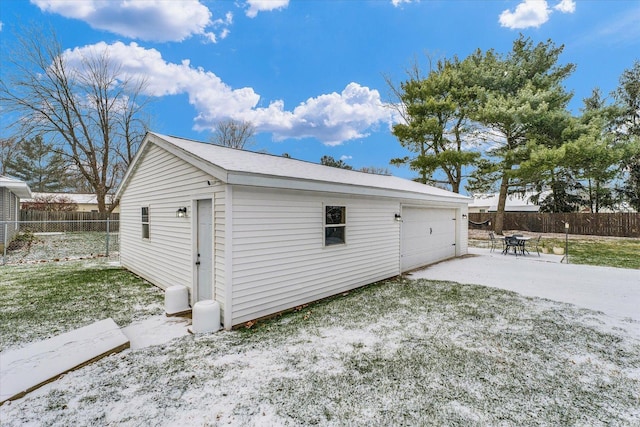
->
[210,119,256,149]
[359,166,391,175]
[0,26,150,213]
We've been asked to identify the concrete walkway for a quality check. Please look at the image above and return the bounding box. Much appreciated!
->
[408,247,640,323]
[1,319,129,403]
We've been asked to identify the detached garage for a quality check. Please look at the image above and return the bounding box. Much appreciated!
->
[115,132,470,330]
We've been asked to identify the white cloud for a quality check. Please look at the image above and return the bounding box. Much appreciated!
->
[554,0,576,13]
[213,11,233,28]
[499,0,550,29]
[242,83,394,146]
[499,0,576,29]
[31,0,230,42]
[63,42,393,146]
[391,0,413,6]
[340,155,353,161]
[245,0,289,18]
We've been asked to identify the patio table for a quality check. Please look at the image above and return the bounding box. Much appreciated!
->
[502,235,531,256]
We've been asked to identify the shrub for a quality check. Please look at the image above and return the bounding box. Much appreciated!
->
[7,230,36,252]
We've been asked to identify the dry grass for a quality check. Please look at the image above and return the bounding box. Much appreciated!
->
[0,260,163,352]
[469,229,640,269]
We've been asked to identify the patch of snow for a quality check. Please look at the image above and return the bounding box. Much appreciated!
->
[447,400,482,422]
[121,315,191,350]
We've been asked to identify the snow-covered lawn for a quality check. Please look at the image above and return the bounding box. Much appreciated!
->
[3,231,119,265]
[1,262,639,426]
[0,260,163,351]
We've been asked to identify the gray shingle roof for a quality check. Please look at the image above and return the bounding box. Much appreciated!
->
[154,133,469,201]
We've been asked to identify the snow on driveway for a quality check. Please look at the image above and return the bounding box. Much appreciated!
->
[409,248,640,324]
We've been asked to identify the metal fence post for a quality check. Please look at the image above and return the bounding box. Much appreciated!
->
[106,217,110,257]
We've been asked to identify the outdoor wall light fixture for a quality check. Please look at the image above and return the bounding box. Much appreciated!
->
[176,207,188,218]
[394,213,402,222]
[462,214,468,219]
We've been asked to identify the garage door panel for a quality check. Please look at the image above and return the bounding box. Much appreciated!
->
[401,207,456,272]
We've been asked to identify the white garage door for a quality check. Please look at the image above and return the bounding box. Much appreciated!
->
[401,207,457,272]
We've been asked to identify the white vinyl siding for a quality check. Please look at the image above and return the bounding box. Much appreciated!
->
[229,187,400,325]
[0,189,9,243]
[458,208,469,255]
[0,189,6,221]
[213,190,226,311]
[119,144,227,315]
[0,189,20,244]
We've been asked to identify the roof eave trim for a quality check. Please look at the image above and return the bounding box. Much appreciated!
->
[227,172,471,203]
[1,184,32,199]
[13,187,33,199]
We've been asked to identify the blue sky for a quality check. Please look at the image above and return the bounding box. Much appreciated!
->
[1,0,639,189]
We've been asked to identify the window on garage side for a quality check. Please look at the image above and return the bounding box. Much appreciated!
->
[141,206,150,239]
[324,205,346,246]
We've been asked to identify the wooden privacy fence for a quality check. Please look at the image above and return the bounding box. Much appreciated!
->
[19,211,120,233]
[469,212,640,238]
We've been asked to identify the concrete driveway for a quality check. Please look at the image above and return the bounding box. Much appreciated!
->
[408,247,640,323]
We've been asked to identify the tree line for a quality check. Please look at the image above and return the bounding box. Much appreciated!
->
[387,36,639,233]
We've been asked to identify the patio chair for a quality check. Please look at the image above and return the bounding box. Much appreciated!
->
[504,236,520,256]
[514,235,529,255]
[533,235,542,256]
[488,231,499,252]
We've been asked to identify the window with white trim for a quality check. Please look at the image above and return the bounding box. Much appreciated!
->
[141,206,150,239]
[324,205,346,246]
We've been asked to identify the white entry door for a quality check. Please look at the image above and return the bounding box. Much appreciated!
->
[196,199,213,301]
[401,207,456,272]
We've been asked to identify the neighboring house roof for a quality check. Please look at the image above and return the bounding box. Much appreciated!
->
[117,132,471,204]
[21,192,114,205]
[470,192,540,212]
[0,175,32,199]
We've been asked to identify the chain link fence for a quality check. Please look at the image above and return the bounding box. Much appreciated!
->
[1,220,119,265]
